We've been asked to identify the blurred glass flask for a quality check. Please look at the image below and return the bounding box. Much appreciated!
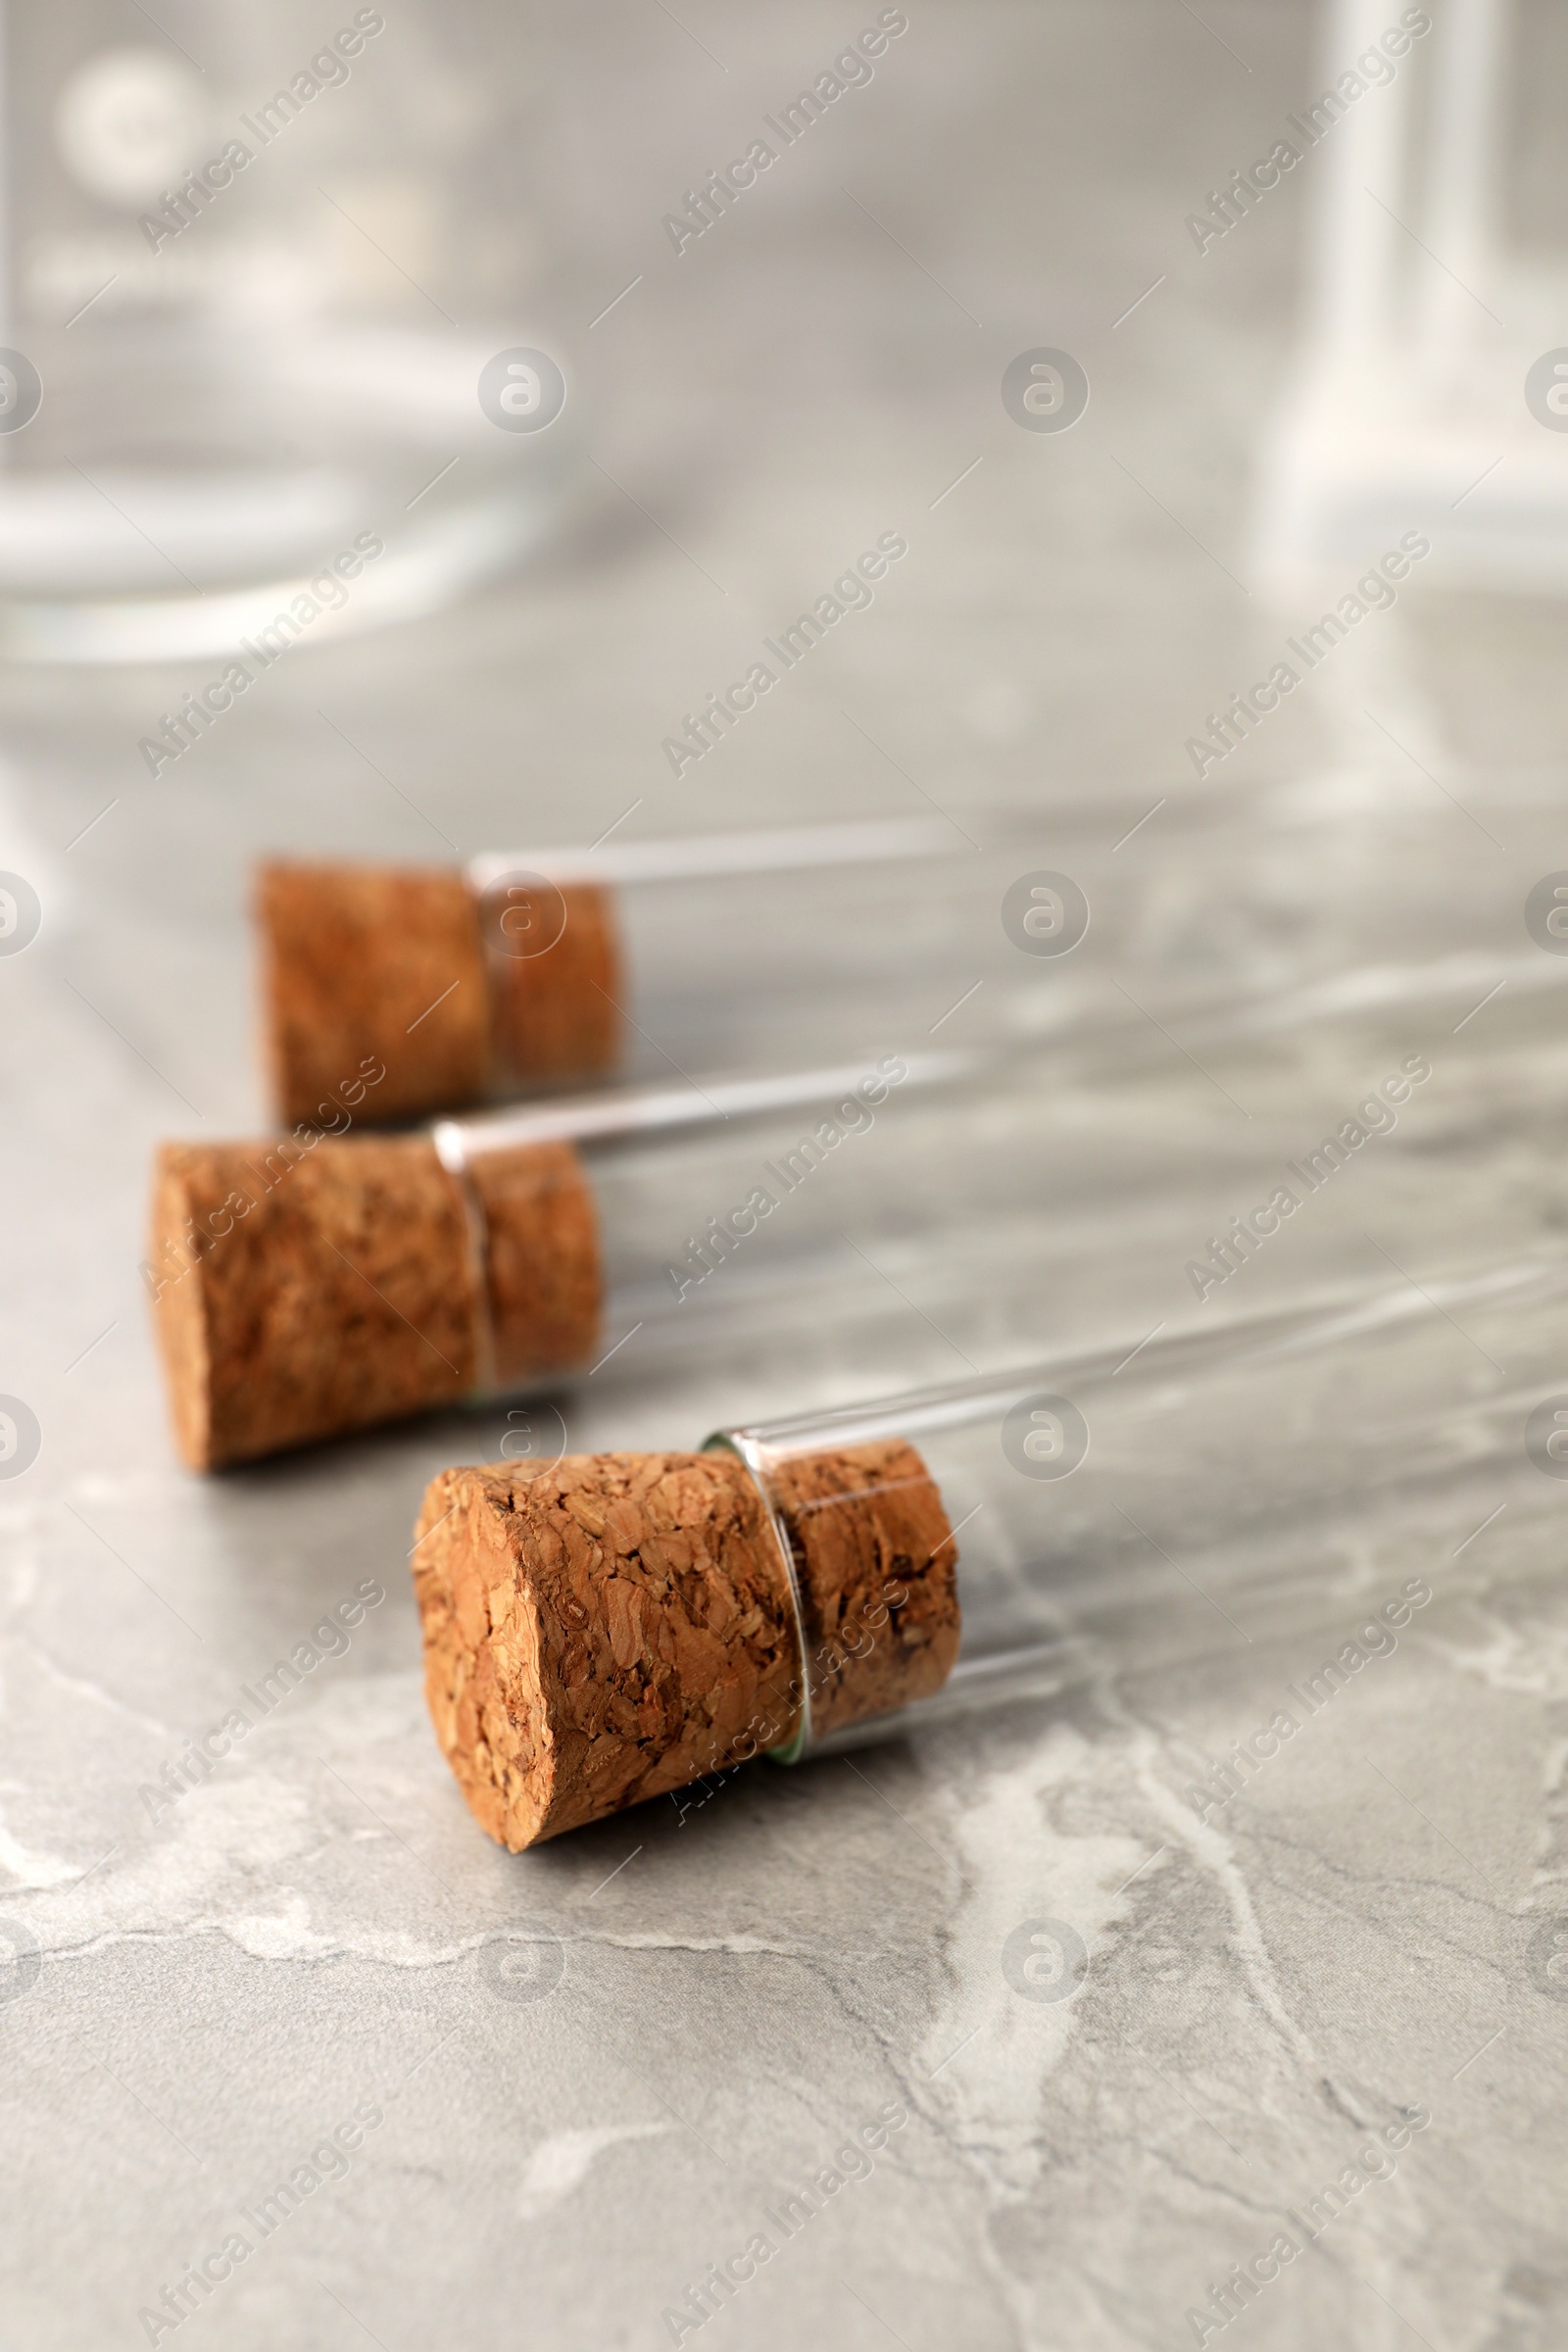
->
[0,3,578,661]
[1257,0,1568,593]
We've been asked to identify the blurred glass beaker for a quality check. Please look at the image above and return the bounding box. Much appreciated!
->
[0,1,581,662]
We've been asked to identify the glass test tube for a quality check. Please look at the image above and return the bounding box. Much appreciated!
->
[413,1252,1568,1848]
[147,1047,985,1470]
[256,815,966,1125]
[152,975,1568,1479]
[715,1257,1568,1756]
[256,774,1568,1137]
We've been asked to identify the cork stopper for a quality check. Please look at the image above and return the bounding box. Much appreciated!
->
[257,863,490,1126]
[411,1439,962,1849]
[256,861,623,1127]
[486,882,622,1089]
[462,1138,603,1388]
[414,1454,802,1848]
[759,1439,962,1737]
[147,1134,602,1470]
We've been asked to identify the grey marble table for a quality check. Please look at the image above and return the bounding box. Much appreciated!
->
[3,5,1567,2347]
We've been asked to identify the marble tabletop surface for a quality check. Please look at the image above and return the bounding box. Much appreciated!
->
[4,4,1568,2347]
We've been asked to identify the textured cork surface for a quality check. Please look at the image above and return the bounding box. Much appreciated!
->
[257,863,491,1126]
[148,1135,603,1469]
[761,1439,962,1737]
[257,862,625,1125]
[150,1135,478,1470]
[463,1140,602,1385]
[412,1452,802,1849]
[486,880,624,1084]
[412,1437,962,1847]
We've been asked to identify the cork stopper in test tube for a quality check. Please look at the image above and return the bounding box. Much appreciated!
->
[410,1258,1568,1849]
[412,1438,961,1850]
[255,817,955,1125]
[145,1054,972,1470]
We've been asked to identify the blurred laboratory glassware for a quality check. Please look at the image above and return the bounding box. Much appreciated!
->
[1257,0,1568,595]
[0,1,582,661]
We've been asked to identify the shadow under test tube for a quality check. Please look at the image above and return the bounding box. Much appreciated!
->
[412,1255,1568,1846]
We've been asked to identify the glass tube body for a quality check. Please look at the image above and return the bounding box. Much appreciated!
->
[711,1256,1568,1757]
[435,1006,1568,1407]
[472,799,1568,1083]
[434,1046,981,1389]
[264,783,1568,1129]
[262,817,1004,1127]
[513,818,977,1087]
[155,1011,1568,1473]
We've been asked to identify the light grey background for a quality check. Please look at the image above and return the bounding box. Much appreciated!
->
[3,4,1567,2347]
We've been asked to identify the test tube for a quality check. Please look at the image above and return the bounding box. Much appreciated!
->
[254,784,1568,1136]
[149,996,1563,1475]
[255,815,966,1124]
[412,1254,1568,1847]
[146,1048,986,1470]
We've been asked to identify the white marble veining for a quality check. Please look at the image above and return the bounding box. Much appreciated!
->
[3,6,1567,2348]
